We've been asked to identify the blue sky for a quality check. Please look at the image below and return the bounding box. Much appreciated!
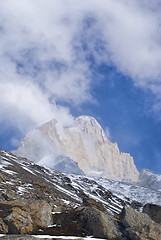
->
[0,0,161,174]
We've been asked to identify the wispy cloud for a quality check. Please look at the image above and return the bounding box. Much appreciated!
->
[0,0,161,144]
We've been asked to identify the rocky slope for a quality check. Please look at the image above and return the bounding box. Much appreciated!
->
[14,116,139,182]
[0,148,160,239]
[137,168,161,191]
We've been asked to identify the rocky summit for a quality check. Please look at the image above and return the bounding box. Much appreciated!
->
[0,148,160,239]
[14,116,139,181]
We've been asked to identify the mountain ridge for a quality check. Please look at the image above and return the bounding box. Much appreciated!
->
[14,115,139,182]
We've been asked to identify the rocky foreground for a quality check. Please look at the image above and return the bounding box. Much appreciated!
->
[0,149,160,239]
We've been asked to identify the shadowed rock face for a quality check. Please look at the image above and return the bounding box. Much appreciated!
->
[143,203,161,224]
[14,115,139,181]
[38,207,123,239]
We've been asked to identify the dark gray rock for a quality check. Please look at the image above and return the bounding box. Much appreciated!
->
[143,203,161,224]
[119,206,152,230]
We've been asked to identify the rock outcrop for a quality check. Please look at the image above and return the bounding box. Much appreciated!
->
[124,222,161,240]
[15,116,139,181]
[120,206,152,229]
[143,203,161,224]
[119,206,161,240]
[4,207,33,234]
[38,206,123,239]
[0,200,52,234]
[25,200,52,229]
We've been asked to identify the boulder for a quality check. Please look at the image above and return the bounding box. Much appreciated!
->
[143,203,161,224]
[25,200,52,228]
[48,207,123,239]
[4,207,33,234]
[0,218,8,234]
[119,206,152,230]
[124,222,161,240]
[99,211,124,239]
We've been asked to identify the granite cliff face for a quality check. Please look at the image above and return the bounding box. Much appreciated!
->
[15,116,139,181]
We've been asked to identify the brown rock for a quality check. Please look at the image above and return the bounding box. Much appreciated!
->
[120,206,152,229]
[124,222,161,240]
[148,222,161,240]
[25,200,52,228]
[46,207,123,239]
[83,197,106,212]
[143,203,161,224]
[33,181,46,188]
[4,207,33,234]
[0,173,6,182]
[1,200,24,207]
[0,218,8,234]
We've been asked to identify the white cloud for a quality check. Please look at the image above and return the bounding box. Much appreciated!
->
[105,127,111,140]
[0,0,161,138]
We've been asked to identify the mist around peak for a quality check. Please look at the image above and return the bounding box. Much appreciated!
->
[14,115,139,181]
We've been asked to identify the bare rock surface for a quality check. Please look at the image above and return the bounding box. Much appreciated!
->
[14,116,139,181]
[25,200,52,228]
[120,206,152,229]
[37,206,124,239]
[120,206,161,240]
[124,222,161,240]
[143,203,161,224]
[4,207,33,234]
[0,218,8,234]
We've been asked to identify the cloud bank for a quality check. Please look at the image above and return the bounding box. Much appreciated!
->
[0,0,161,146]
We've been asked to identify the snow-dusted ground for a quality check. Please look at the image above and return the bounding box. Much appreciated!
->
[68,174,161,206]
[0,148,161,217]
